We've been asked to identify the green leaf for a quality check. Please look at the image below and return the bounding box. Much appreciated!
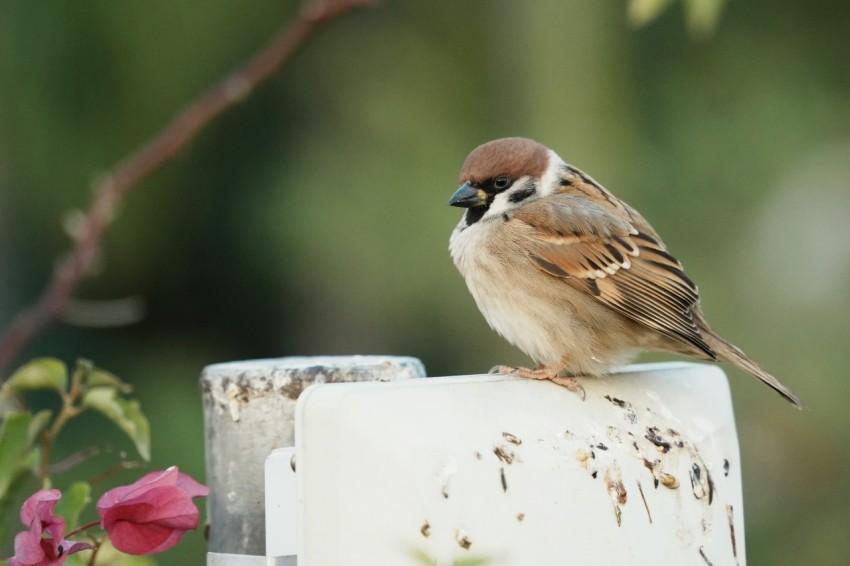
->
[0,412,37,500]
[86,368,133,394]
[69,359,94,392]
[683,0,726,38]
[627,0,726,37]
[3,358,67,396]
[93,541,157,565]
[54,481,91,530]
[82,388,151,461]
[408,548,491,566]
[26,410,53,446]
[627,0,674,27]
[409,548,437,566]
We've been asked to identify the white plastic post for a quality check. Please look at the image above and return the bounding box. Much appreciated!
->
[201,355,425,558]
[265,447,298,558]
[288,362,744,565]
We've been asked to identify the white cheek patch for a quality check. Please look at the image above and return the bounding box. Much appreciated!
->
[537,150,565,197]
[484,192,517,219]
[482,176,535,220]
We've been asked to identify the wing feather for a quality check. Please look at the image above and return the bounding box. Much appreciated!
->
[516,192,715,358]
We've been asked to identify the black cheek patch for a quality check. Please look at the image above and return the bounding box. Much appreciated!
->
[508,187,536,203]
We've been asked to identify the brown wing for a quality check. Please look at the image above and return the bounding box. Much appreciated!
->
[514,193,716,359]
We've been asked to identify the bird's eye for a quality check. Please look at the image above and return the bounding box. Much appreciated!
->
[493,176,511,190]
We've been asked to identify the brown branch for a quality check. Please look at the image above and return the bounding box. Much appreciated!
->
[0,0,370,378]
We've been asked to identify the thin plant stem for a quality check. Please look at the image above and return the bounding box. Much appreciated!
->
[85,537,103,566]
[66,520,102,539]
[38,388,82,487]
[88,460,144,487]
[0,0,370,379]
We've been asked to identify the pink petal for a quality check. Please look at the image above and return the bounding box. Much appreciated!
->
[15,490,67,560]
[97,468,178,512]
[97,468,208,515]
[101,486,199,528]
[9,490,91,566]
[9,529,47,566]
[20,490,62,528]
[175,472,209,499]
[94,468,207,555]
[6,532,85,566]
[106,520,187,555]
[61,541,94,555]
[99,486,200,555]
[41,519,66,546]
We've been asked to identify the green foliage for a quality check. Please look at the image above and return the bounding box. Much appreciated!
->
[0,412,39,501]
[86,369,133,395]
[0,359,173,563]
[26,410,53,446]
[89,542,157,565]
[82,388,151,461]
[628,0,675,25]
[628,0,726,37]
[410,548,491,566]
[0,358,151,511]
[54,481,91,531]
[1,358,68,397]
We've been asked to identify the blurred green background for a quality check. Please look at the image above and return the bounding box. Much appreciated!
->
[1,0,849,563]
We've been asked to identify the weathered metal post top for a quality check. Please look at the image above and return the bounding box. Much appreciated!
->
[201,355,425,556]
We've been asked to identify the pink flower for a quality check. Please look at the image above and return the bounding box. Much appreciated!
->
[8,490,92,566]
[96,467,209,555]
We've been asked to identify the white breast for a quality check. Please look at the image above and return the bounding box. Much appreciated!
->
[449,217,642,374]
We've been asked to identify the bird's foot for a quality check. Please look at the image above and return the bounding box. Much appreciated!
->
[489,365,585,401]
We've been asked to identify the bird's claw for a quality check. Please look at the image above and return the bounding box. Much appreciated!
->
[550,376,586,401]
[488,364,585,400]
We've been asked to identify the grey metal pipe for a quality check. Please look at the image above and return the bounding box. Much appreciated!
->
[201,355,425,555]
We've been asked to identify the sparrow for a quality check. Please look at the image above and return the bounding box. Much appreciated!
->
[448,137,802,407]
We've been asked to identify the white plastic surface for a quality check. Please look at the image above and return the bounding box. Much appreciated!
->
[206,552,293,565]
[293,362,745,566]
[265,447,298,558]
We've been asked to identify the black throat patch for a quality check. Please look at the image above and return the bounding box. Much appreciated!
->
[464,206,487,226]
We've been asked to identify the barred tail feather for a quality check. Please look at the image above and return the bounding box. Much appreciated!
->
[703,331,804,409]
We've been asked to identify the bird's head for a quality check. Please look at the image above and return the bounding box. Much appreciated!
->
[449,137,560,227]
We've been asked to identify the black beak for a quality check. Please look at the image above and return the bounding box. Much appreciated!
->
[448,183,486,208]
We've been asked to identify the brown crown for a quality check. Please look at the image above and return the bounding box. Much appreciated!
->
[459,137,549,185]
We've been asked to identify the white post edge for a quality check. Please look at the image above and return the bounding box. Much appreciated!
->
[288,362,745,565]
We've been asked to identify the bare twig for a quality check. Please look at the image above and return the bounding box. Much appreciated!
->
[88,460,145,487]
[0,0,370,378]
[48,445,101,475]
